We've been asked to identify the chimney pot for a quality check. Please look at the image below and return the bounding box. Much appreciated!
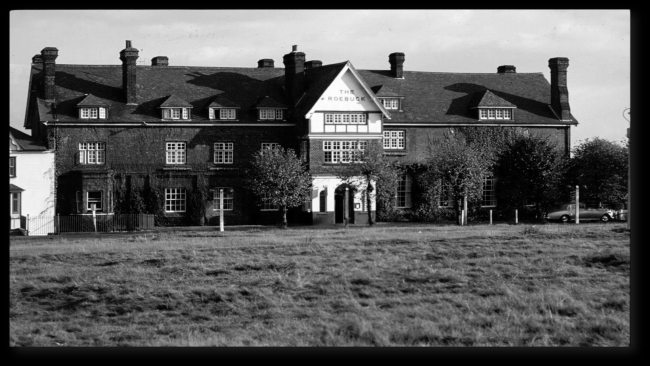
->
[389,52,405,78]
[305,60,322,69]
[126,40,132,48]
[151,56,169,66]
[549,57,571,120]
[257,59,275,68]
[497,65,516,73]
[292,45,298,52]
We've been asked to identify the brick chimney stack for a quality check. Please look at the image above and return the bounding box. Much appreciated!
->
[305,60,322,69]
[258,59,274,68]
[389,52,405,79]
[119,40,139,105]
[32,54,43,64]
[283,45,306,105]
[151,56,168,66]
[41,47,58,100]
[497,65,516,73]
[549,57,571,120]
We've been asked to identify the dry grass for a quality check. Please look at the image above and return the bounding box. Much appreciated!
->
[10,223,629,346]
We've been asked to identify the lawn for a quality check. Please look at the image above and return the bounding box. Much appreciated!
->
[9,222,630,346]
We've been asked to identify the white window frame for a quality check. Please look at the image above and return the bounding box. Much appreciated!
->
[166,142,186,164]
[259,109,284,120]
[383,130,405,149]
[10,157,16,177]
[482,176,497,207]
[165,188,186,213]
[162,108,189,120]
[381,98,400,110]
[87,191,103,212]
[219,109,237,120]
[11,192,21,215]
[261,143,280,150]
[213,188,234,211]
[480,108,513,120]
[79,107,107,119]
[324,113,367,125]
[396,175,412,209]
[214,142,234,164]
[261,193,279,211]
[79,142,106,165]
[322,140,368,164]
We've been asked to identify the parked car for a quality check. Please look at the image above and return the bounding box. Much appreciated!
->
[544,203,615,223]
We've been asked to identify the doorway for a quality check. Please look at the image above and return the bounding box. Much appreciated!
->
[334,184,355,224]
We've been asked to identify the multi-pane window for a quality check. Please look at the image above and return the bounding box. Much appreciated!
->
[482,176,497,207]
[11,192,20,214]
[323,140,368,163]
[383,131,405,149]
[324,113,366,124]
[10,157,16,177]
[259,109,284,120]
[262,194,279,211]
[162,108,190,120]
[165,188,186,212]
[439,180,453,208]
[396,175,412,208]
[79,142,106,165]
[480,108,513,120]
[319,190,327,212]
[214,143,234,164]
[166,142,186,164]
[79,108,106,119]
[216,109,236,120]
[261,143,279,150]
[381,98,399,110]
[213,188,234,211]
[87,191,103,212]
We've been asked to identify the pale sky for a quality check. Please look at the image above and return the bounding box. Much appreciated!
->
[9,10,631,147]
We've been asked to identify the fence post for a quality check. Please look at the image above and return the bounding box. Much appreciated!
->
[92,204,97,232]
[575,185,580,225]
[515,209,518,225]
[220,189,224,232]
[490,210,492,225]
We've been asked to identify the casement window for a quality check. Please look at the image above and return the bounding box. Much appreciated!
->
[482,176,497,207]
[87,191,103,212]
[439,180,453,208]
[396,175,412,208]
[210,108,237,120]
[10,157,16,177]
[259,109,284,120]
[324,113,366,124]
[319,190,327,212]
[261,143,280,150]
[383,131,405,149]
[162,108,190,120]
[11,192,21,214]
[79,107,107,119]
[261,194,279,211]
[214,142,234,164]
[165,188,186,212]
[79,142,106,165]
[322,140,368,163]
[213,188,234,211]
[479,108,512,120]
[381,98,400,110]
[166,142,186,164]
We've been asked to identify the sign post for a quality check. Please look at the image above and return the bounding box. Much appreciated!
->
[92,204,97,232]
[344,187,349,227]
[219,189,224,232]
[575,185,580,225]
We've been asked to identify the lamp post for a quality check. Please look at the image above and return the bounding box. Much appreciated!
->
[623,108,630,229]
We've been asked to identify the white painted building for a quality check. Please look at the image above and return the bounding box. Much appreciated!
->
[10,126,55,235]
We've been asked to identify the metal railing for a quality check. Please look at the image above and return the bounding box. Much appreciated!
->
[12,213,155,235]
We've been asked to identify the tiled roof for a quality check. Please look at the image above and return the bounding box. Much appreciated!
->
[208,95,240,108]
[252,96,287,109]
[9,126,47,150]
[77,94,109,106]
[27,59,576,126]
[10,184,25,192]
[159,94,194,108]
[469,90,516,108]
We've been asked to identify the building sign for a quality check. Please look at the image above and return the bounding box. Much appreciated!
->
[321,90,367,103]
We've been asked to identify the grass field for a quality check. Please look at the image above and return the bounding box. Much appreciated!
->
[9,222,630,346]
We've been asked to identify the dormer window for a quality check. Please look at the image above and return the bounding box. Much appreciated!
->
[209,108,237,120]
[381,98,400,110]
[479,108,512,120]
[162,108,191,120]
[259,109,284,120]
[79,107,107,119]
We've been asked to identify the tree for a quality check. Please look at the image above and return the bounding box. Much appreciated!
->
[245,147,312,229]
[567,138,628,207]
[337,141,401,226]
[495,135,567,216]
[427,133,492,225]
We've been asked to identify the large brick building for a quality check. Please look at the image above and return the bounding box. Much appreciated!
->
[23,41,577,226]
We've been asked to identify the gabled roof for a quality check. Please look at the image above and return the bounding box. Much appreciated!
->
[159,94,193,108]
[208,94,240,108]
[10,126,47,151]
[252,95,287,109]
[372,85,400,97]
[10,184,25,193]
[469,89,516,108]
[77,94,109,107]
